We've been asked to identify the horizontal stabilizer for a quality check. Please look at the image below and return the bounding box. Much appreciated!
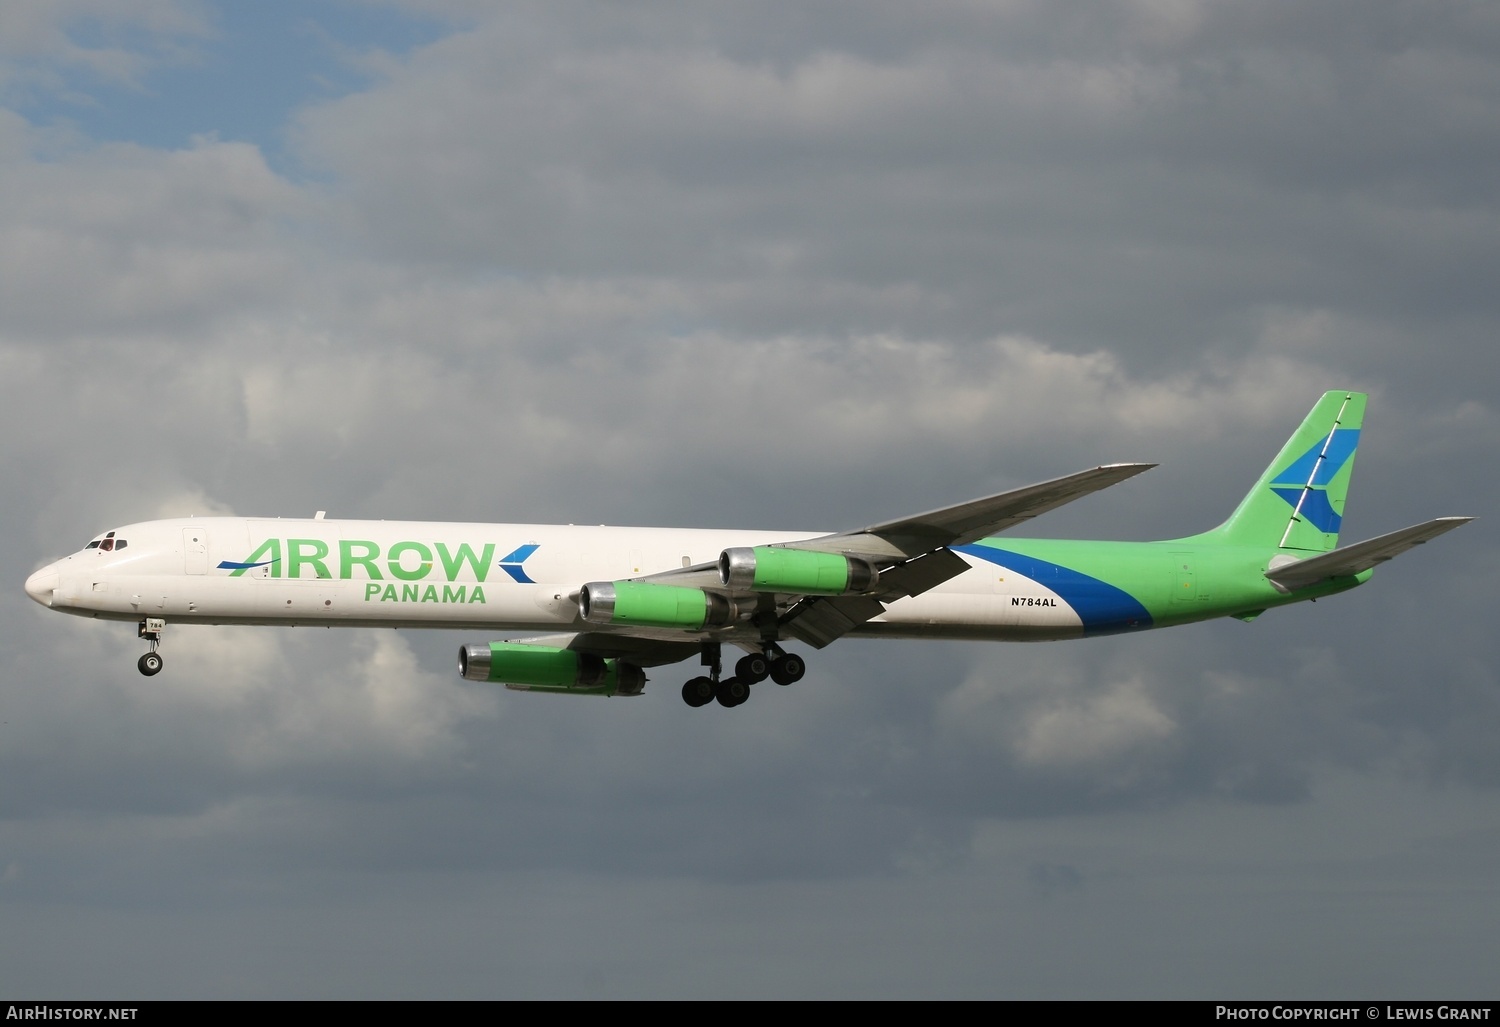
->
[1265,516,1473,591]
[791,463,1156,561]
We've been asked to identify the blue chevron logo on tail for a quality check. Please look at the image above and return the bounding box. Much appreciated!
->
[1268,428,1360,534]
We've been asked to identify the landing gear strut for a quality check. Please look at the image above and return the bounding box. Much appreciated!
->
[754,611,805,686]
[680,640,805,709]
[137,618,164,676]
[681,641,721,707]
[681,640,752,709]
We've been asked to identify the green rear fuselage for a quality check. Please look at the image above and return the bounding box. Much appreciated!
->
[855,536,1368,641]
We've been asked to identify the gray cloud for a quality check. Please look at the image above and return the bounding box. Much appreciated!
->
[2,0,1496,998]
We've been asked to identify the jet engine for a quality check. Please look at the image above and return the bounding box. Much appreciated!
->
[458,641,645,696]
[579,581,736,630]
[718,546,878,595]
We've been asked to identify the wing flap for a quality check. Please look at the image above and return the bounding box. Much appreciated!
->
[781,595,886,649]
[1265,516,1473,591]
[874,546,972,599]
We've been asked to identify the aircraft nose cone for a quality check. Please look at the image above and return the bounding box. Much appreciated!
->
[25,566,59,607]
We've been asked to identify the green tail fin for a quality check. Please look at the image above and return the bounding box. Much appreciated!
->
[1192,391,1366,552]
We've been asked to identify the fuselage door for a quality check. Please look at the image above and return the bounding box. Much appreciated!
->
[183,527,208,575]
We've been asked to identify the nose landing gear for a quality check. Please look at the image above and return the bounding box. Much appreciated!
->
[137,618,164,676]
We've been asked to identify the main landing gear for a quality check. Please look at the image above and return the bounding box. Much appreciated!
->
[680,641,806,709]
[137,618,164,676]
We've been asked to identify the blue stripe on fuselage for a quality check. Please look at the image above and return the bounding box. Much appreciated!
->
[953,544,1153,636]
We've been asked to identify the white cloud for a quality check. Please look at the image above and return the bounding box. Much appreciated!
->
[0,132,307,338]
[0,0,210,93]
[105,625,500,774]
[1011,673,1178,770]
[936,659,1179,776]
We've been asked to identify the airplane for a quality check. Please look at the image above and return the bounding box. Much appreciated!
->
[23,391,1471,709]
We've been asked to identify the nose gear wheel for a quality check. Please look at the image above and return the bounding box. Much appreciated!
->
[136,618,165,676]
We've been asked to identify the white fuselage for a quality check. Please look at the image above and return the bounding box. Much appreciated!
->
[24,516,1093,642]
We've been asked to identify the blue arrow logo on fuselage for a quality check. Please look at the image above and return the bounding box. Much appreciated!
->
[498,544,540,583]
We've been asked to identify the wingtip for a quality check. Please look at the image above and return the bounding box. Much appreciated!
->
[1430,515,1476,534]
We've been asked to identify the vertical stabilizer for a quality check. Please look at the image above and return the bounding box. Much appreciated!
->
[1193,391,1366,552]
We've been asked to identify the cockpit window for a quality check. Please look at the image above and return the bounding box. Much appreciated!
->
[87,531,126,553]
[85,540,100,549]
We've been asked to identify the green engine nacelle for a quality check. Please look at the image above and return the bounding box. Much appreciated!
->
[458,641,645,696]
[718,546,878,595]
[578,581,736,630]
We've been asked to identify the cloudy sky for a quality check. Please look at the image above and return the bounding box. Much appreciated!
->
[3,0,1497,999]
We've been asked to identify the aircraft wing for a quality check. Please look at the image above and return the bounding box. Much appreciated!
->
[634,546,977,649]
[625,465,1152,650]
[1265,516,1473,591]
[634,561,723,590]
[633,464,1154,593]
[785,463,1156,561]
